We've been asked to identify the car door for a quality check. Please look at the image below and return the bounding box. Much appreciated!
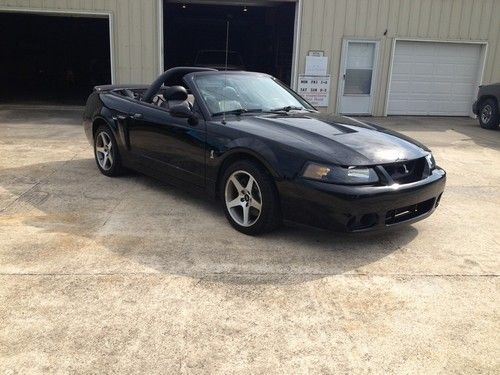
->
[127,102,206,187]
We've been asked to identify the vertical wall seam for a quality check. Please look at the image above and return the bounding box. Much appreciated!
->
[415,0,423,37]
[354,0,359,36]
[396,0,402,37]
[330,0,337,112]
[308,0,314,48]
[127,0,132,82]
[466,0,473,38]
[486,0,500,81]
[319,0,325,47]
[438,0,444,38]
[139,0,143,82]
[459,0,466,39]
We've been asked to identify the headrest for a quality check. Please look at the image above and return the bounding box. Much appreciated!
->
[222,86,238,99]
[163,86,188,101]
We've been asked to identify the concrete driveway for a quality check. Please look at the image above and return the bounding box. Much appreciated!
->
[0,107,498,374]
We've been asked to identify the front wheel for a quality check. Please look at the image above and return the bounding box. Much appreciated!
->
[478,99,500,129]
[221,160,281,235]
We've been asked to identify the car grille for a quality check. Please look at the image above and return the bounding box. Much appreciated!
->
[385,198,435,225]
[382,157,426,184]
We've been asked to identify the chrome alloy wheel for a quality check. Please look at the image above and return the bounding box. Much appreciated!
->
[481,104,493,124]
[95,131,114,171]
[224,170,263,227]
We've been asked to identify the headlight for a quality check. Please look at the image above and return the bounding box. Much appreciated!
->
[301,162,379,184]
[425,153,436,169]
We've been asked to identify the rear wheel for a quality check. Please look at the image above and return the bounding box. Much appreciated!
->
[221,160,281,235]
[94,125,125,176]
[478,99,500,129]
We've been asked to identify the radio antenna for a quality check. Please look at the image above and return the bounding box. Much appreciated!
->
[222,19,229,125]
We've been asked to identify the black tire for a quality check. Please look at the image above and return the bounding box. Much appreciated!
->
[478,98,500,130]
[93,125,125,177]
[221,160,281,235]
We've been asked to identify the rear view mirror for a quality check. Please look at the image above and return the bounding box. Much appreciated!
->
[170,104,198,125]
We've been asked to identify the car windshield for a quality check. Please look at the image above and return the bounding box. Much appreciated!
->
[193,73,315,116]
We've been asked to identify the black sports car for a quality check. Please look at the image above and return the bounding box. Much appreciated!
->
[83,67,446,234]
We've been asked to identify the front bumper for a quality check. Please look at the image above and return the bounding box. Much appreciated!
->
[278,168,446,232]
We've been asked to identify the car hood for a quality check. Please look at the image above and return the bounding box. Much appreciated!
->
[228,112,430,165]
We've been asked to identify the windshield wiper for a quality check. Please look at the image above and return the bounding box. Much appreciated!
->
[212,108,263,117]
[267,106,306,113]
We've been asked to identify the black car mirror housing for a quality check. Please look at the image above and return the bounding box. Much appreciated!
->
[170,105,198,125]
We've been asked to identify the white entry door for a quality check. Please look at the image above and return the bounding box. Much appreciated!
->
[387,41,482,116]
[338,40,379,115]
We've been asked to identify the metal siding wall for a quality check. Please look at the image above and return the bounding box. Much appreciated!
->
[1,0,499,111]
[0,0,159,84]
[298,0,500,115]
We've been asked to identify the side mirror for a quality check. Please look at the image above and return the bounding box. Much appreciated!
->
[170,104,198,125]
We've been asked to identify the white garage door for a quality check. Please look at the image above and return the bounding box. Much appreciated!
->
[388,41,482,116]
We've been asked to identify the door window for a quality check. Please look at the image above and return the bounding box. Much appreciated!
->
[344,42,375,95]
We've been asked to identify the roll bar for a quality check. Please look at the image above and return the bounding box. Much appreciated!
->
[142,67,217,103]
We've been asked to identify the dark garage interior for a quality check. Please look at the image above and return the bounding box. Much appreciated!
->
[0,12,111,105]
[163,0,296,85]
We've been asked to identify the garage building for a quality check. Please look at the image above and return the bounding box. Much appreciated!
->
[0,0,499,116]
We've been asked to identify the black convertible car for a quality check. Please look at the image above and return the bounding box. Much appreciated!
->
[83,67,446,234]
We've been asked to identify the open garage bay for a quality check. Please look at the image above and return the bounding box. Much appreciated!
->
[0,108,499,373]
[163,1,296,85]
[0,12,111,105]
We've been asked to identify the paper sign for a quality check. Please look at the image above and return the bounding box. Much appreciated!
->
[308,50,324,57]
[298,75,330,107]
[305,55,328,76]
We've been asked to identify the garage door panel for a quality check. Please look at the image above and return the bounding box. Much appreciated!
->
[453,83,475,95]
[388,41,481,116]
[411,82,434,93]
[409,94,435,101]
[390,81,411,94]
[412,100,433,112]
[394,43,414,54]
[434,63,456,75]
[392,62,412,74]
[413,63,436,75]
[387,101,409,114]
[454,65,478,78]
[431,103,469,116]
[433,82,454,94]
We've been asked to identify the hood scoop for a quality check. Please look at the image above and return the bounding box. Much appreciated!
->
[263,115,357,138]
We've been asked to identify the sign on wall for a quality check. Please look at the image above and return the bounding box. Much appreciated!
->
[305,55,328,76]
[298,75,331,107]
[308,50,325,57]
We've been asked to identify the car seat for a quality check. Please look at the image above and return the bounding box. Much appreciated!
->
[161,86,191,110]
[218,86,242,112]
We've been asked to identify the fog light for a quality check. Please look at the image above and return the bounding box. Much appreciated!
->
[360,213,379,228]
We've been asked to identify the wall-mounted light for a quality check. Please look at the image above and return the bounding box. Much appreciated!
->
[182,4,186,9]
[243,6,248,12]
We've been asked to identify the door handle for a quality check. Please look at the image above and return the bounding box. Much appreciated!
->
[131,113,143,119]
[114,114,128,121]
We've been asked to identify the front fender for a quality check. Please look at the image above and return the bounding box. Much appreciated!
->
[220,142,281,177]
[89,111,119,145]
[204,136,284,198]
[92,94,132,152]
